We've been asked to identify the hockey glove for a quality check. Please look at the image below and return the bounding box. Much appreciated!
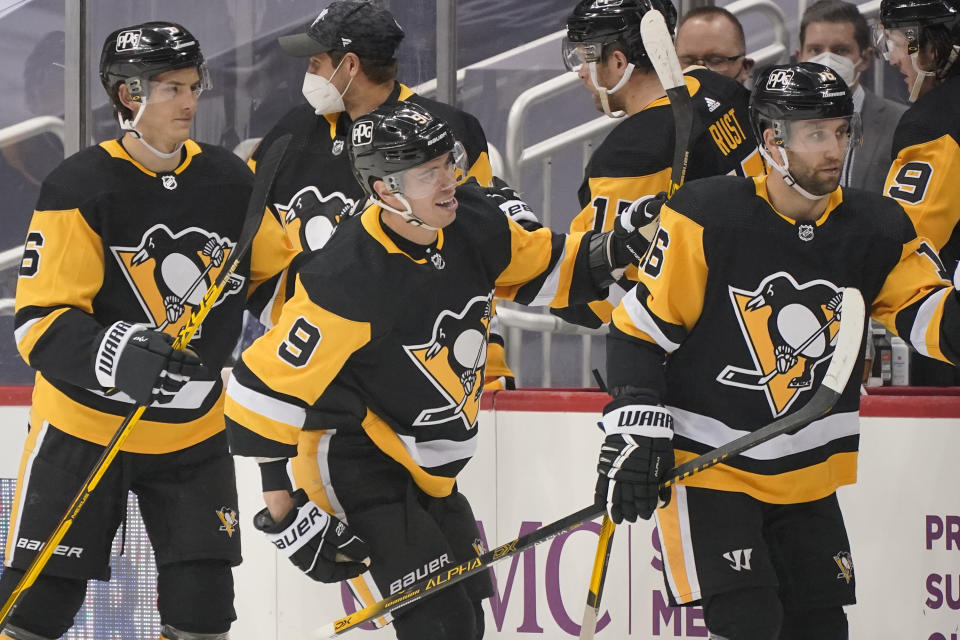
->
[610,192,666,267]
[254,489,371,583]
[94,321,205,406]
[483,176,540,230]
[594,398,674,523]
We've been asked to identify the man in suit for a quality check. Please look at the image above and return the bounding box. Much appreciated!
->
[796,0,907,193]
[675,6,754,84]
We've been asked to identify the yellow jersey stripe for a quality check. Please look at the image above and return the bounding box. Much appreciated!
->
[673,449,858,504]
[361,411,455,498]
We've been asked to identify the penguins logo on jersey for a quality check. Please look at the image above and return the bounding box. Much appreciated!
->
[111,224,244,337]
[405,293,493,429]
[717,272,843,417]
[275,186,357,251]
[216,507,239,538]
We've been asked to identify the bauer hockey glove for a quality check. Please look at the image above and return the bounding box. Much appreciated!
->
[94,321,205,406]
[483,176,540,230]
[594,397,674,523]
[254,489,371,583]
[610,191,666,267]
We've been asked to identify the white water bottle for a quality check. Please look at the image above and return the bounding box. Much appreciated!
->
[890,336,910,386]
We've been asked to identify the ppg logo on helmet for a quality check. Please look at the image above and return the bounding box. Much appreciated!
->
[352,122,374,146]
[765,69,795,91]
[115,29,142,52]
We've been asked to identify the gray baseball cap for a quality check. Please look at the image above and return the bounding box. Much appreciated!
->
[278,1,405,59]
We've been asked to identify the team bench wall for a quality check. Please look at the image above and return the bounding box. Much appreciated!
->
[0,387,957,640]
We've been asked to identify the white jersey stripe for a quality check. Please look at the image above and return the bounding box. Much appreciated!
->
[6,421,50,567]
[675,486,701,600]
[397,431,478,469]
[13,317,41,349]
[622,292,682,352]
[910,287,949,358]
[669,406,859,460]
[226,376,306,428]
[529,245,567,306]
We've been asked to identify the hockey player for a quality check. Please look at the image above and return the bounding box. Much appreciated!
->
[250,0,521,390]
[1,22,295,640]
[595,62,960,638]
[556,0,763,328]
[876,0,960,384]
[224,101,650,640]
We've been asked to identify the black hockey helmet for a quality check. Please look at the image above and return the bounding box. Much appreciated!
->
[564,0,678,68]
[100,22,209,116]
[880,0,960,30]
[749,62,856,147]
[876,0,960,61]
[349,102,465,199]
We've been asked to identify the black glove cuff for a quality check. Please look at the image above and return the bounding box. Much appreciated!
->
[258,458,292,492]
[588,231,616,290]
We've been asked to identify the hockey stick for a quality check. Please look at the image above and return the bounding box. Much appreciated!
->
[579,513,615,640]
[0,133,293,631]
[641,8,691,198]
[580,11,692,637]
[315,503,604,638]
[315,289,864,639]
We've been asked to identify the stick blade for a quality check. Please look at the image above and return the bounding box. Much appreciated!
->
[640,9,684,91]
[579,604,598,640]
[822,287,865,395]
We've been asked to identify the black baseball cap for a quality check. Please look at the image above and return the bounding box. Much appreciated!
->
[278,1,405,60]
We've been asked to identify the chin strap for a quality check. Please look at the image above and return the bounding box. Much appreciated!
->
[908,52,938,102]
[376,193,439,231]
[118,100,184,160]
[759,146,829,201]
[908,44,960,102]
[588,61,633,118]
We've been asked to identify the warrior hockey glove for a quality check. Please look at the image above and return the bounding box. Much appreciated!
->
[254,489,371,583]
[94,321,205,406]
[594,397,674,523]
[483,176,540,230]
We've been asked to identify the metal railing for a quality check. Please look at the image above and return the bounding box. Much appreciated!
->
[0,116,65,148]
[497,0,791,387]
[0,117,66,316]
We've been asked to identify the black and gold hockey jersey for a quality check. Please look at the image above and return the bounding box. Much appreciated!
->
[884,73,960,267]
[560,67,763,328]
[14,139,295,454]
[247,82,516,384]
[225,181,604,497]
[609,174,960,504]
[249,82,493,255]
